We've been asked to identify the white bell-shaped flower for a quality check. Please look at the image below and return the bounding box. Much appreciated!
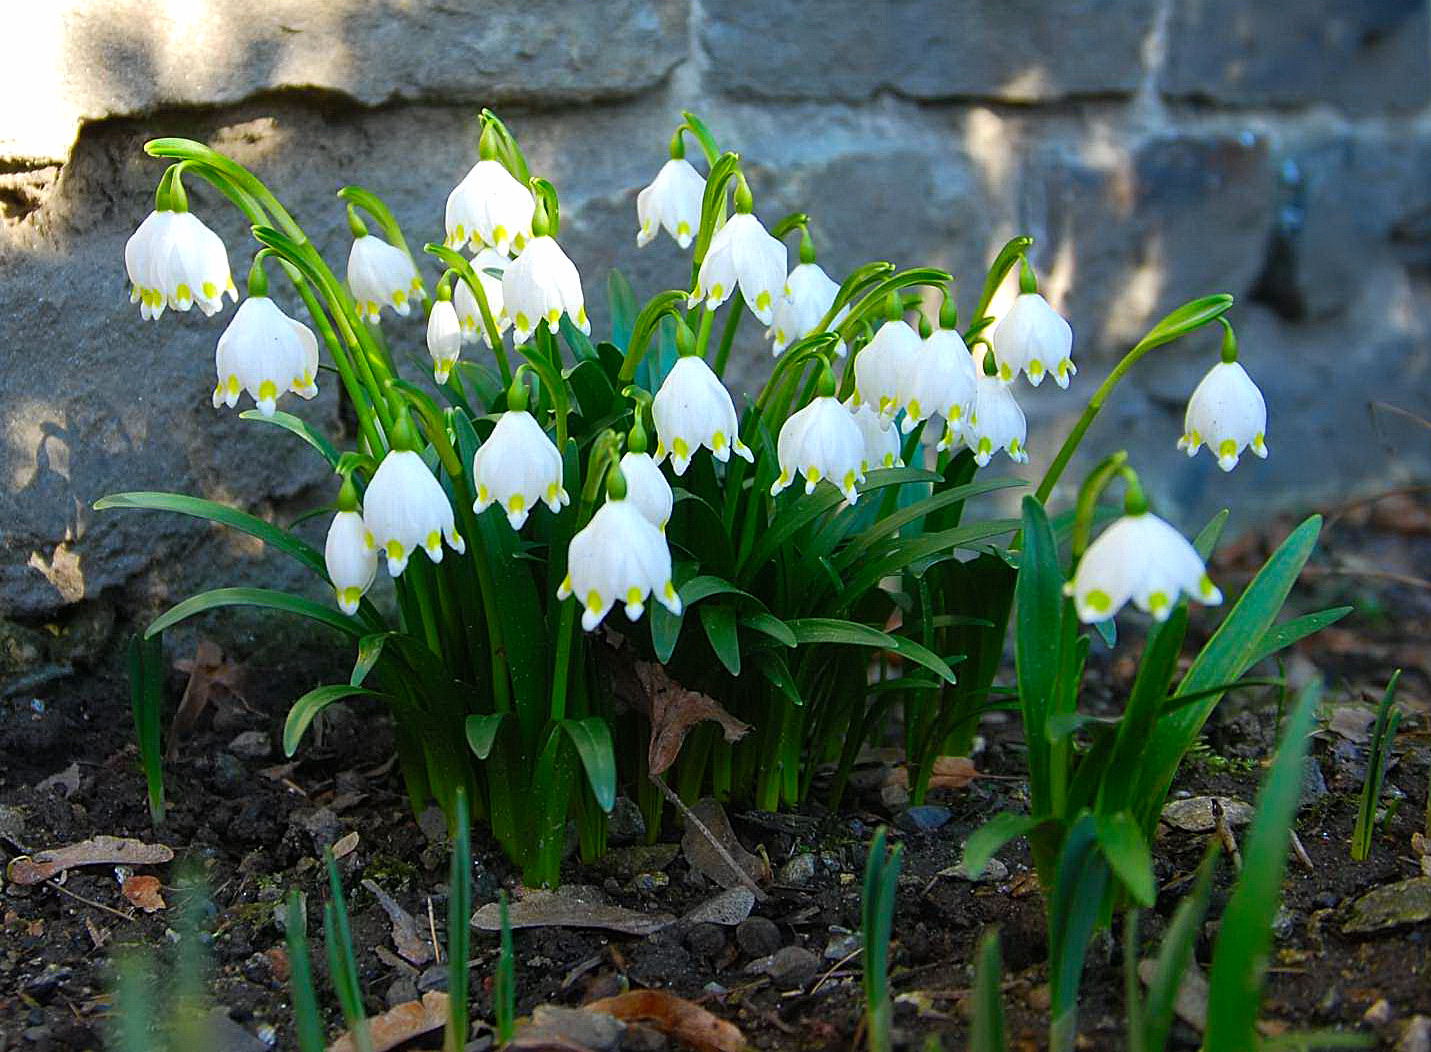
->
[501,235,588,345]
[690,212,787,324]
[427,298,464,385]
[770,395,867,504]
[362,449,465,576]
[853,319,921,422]
[444,159,536,256]
[453,249,510,347]
[846,398,902,471]
[325,510,378,615]
[557,496,681,631]
[1178,360,1268,472]
[471,410,569,530]
[962,371,1029,466]
[125,209,236,320]
[1066,512,1223,623]
[348,235,424,324]
[637,158,706,249]
[990,292,1075,388]
[769,262,847,356]
[620,450,674,532]
[211,296,319,416]
[651,356,754,476]
[902,327,978,438]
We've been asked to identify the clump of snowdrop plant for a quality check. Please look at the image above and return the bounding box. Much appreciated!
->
[106,109,1320,894]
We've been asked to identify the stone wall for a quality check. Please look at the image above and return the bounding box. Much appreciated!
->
[2,0,1430,619]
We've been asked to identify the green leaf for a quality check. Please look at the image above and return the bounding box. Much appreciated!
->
[755,650,802,705]
[1204,680,1322,1051]
[351,633,392,687]
[962,812,1042,879]
[739,611,797,648]
[238,409,341,468]
[970,929,1007,1052]
[607,270,637,349]
[465,713,508,760]
[127,634,166,825]
[836,518,1020,604]
[97,492,327,581]
[1048,814,1110,1051]
[147,587,365,640]
[1141,846,1219,1052]
[560,718,617,813]
[559,315,600,362]
[700,603,742,677]
[565,358,615,419]
[1132,294,1234,354]
[284,890,325,1052]
[783,618,957,684]
[1016,496,1063,817]
[284,684,385,757]
[835,477,1025,570]
[650,602,683,663]
[446,788,472,1051]
[1352,670,1402,862]
[1246,606,1352,669]
[1135,515,1323,832]
[1094,811,1156,907]
[1193,508,1230,558]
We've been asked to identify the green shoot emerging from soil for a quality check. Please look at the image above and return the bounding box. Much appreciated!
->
[1352,669,1402,862]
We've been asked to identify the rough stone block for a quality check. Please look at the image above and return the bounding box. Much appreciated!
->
[1161,0,1431,111]
[2,1,688,162]
[701,0,1158,103]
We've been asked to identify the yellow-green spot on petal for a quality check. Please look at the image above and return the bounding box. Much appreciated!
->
[477,484,490,502]
[1199,573,1217,598]
[711,431,727,452]
[201,281,218,299]
[508,494,526,514]
[385,540,405,561]
[547,309,561,326]
[585,590,603,615]
[672,436,690,459]
[393,290,407,305]
[977,438,993,457]
[1009,438,1023,455]
[1028,359,1044,378]
[1147,590,1170,616]
[515,312,530,332]
[1084,589,1112,614]
[907,399,923,420]
[804,466,820,484]
[710,283,724,300]
[557,572,573,598]
[663,581,676,600]
[364,530,376,549]
[1218,439,1238,459]
[755,290,771,312]
[576,306,588,326]
[625,586,643,606]
[842,470,857,491]
[998,364,1013,381]
[1253,432,1267,452]
[948,405,963,422]
[257,380,278,402]
[492,225,508,245]
[676,221,691,237]
[777,469,791,485]
[424,530,441,551]
[546,482,560,502]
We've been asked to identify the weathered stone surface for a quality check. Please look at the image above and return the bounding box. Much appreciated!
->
[2,1,689,162]
[1343,876,1431,933]
[1162,0,1431,112]
[702,0,1158,103]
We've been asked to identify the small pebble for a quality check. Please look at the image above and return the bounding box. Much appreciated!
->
[227,730,272,760]
[386,975,418,1008]
[764,945,820,989]
[779,852,817,886]
[606,797,647,844]
[684,922,727,960]
[824,932,861,960]
[631,871,669,894]
[1399,1015,1431,1052]
[1366,999,1395,1026]
[896,805,951,833]
[736,916,782,958]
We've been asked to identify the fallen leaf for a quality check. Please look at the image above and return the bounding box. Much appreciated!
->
[361,878,433,966]
[6,835,174,886]
[1327,705,1377,744]
[634,662,750,776]
[886,756,980,791]
[327,990,448,1052]
[35,762,82,798]
[168,639,246,761]
[681,799,770,889]
[473,889,675,936]
[510,1004,625,1051]
[331,830,360,860]
[121,874,166,912]
[585,990,745,1052]
[683,887,755,926]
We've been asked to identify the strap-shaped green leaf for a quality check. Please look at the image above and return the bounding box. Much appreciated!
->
[97,492,327,580]
[1094,811,1156,907]
[1016,496,1063,817]
[836,518,1020,603]
[836,477,1025,570]
[970,929,1007,1052]
[783,618,957,683]
[962,812,1043,879]
[699,603,742,677]
[284,684,386,756]
[148,587,365,640]
[238,409,340,468]
[560,718,617,813]
[465,713,509,760]
[1246,606,1352,669]
[351,633,392,687]
[740,611,797,648]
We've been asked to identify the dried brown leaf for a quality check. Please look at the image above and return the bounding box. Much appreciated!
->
[331,830,360,860]
[327,990,448,1052]
[585,989,746,1052]
[635,662,751,776]
[6,835,174,886]
[168,639,246,761]
[472,889,674,936]
[35,762,81,798]
[885,756,980,791]
[120,874,166,912]
[681,799,770,889]
[361,878,433,966]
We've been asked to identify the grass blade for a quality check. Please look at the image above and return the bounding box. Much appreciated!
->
[1016,495,1063,818]
[238,408,341,467]
[1140,845,1218,1052]
[127,634,166,825]
[147,587,366,640]
[862,827,903,1052]
[1352,670,1402,862]
[285,890,325,1052]
[1204,680,1323,1050]
[495,891,516,1043]
[324,850,370,1052]
[445,787,471,1052]
[1048,814,1110,1052]
[971,928,1007,1052]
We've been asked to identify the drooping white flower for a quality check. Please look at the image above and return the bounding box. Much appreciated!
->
[427,298,464,385]
[651,356,754,475]
[846,398,902,471]
[1065,513,1223,623]
[471,410,569,530]
[637,158,706,249]
[853,319,921,421]
[902,327,978,438]
[444,159,536,256]
[362,449,465,576]
[501,235,588,345]
[990,292,1075,388]
[620,450,674,531]
[1178,360,1268,472]
[961,372,1029,466]
[769,262,847,356]
[125,209,236,320]
[211,296,319,416]
[690,212,787,324]
[557,497,681,631]
[347,235,424,324]
[325,510,378,615]
[453,248,510,346]
[770,395,867,504]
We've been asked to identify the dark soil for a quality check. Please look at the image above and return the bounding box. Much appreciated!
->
[2,492,1430,1052]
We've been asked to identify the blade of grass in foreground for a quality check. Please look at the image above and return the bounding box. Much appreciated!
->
[1352,670,1402,862]
[445,787,471,1052]
[971,928,1007,1052]
[1204,680,1321,1050]
[285,890,325,1052]
[324,850,370,1052]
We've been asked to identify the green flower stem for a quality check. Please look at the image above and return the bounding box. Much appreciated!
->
[693,305,716,359]
[424,243,511,385]
[678,110,721,166]
[337,185,427,298]
[145,138,304,243]
[1070,451,1130,559]
[457,499,512,716]
[523,331,570,450]
[691,152,742,270]
[816,261,895,334]
[389,381,464,480]
[712,299,744,379]
[1034,294,1235,504]
[968,235,1033,332]
[755,332,840,416]
[618,290,689,383]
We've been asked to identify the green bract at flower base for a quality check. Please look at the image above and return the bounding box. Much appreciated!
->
[104,112,1321,888]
